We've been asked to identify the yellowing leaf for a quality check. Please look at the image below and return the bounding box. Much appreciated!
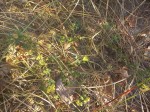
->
[76,100,83,106]
[82,56,89,62]
[38,40,44,45]
[83,97,90,103]
[46,84,55,94]
[140,84,150,93]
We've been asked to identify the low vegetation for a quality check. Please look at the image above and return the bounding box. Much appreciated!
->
[0,0,150,112]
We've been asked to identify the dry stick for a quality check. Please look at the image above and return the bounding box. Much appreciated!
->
[93,77,150,112]
[92,85,138,112]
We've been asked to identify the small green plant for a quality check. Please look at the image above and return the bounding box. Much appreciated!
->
[40,79,56,94]
[101,21,113,31]
[36,54,47,66]
[8,31,36,50]
[75,95,90,106]
[140,83,150,93]
[69,21,81,33]
[111,34,121,44]
[1,1,149,112]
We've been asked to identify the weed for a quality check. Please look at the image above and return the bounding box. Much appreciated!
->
[0,0,150,112]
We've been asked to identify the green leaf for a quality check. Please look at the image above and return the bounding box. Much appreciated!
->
[43,68,51,75]
[39,60,47,66]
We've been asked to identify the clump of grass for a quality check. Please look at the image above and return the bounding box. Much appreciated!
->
[0,0,150,112]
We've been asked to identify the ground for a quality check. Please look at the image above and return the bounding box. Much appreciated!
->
[0,0,150,112]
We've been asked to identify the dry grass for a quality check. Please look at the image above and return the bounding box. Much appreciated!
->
[0,0,150,112]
